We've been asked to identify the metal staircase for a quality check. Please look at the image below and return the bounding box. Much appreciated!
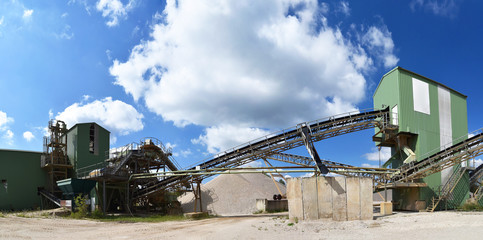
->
[475,185,483,201]
[426,164,466,212]
[470,163,483,187]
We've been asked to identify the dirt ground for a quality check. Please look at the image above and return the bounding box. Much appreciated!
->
[1,211,482,240]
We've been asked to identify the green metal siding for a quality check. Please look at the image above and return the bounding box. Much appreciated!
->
[0,150,47,210]
[451,93,468,141]
[374,67,469,210]
[67,123,110,176]
[374,69,399,111]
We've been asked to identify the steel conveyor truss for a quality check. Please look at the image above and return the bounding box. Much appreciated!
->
[392,130,483,182]
[132,108,390,199]
[264,152,396,178]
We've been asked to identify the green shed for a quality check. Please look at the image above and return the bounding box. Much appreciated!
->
[374,67,470,210]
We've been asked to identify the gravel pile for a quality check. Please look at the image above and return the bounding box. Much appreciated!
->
[178,172,286,216]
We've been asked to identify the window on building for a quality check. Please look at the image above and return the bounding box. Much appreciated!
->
[1,179,7,192]
[412,78,430,115]
[89,124,95,154]
[392,105,398,125]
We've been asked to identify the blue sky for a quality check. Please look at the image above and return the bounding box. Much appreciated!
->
[1,0,482,172]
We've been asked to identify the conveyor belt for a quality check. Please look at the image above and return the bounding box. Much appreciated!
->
[133,108,390,198]
[393,131,483,182]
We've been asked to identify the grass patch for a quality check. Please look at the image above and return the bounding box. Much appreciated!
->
[287,223,294,226]
[0,212,5,218]
[458,202,483,211]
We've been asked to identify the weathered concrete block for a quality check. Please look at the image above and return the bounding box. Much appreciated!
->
[302,177,318,220]
[360,177,374,220]
[317,176,333,219]
[346,177,361,220]
[331,176,347,221]
[380,202,393,215]
[288,176,373,221]
[287,178,303,220]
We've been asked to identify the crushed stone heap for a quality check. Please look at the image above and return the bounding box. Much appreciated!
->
[178,173,286,216]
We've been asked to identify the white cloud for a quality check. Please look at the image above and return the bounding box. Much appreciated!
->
[55,25,74,40]
[410,0,459,18]
[96,0,135,27]
[241,160,263,168]
[5,130,13,138]
[61,12,69,18]
[165,142,177,149]
[362,26,399,68]
[179,149,192,157]
[109,0,398,153]
[301,172,315,178]
[0,110,14,130]
[0,16,4,25]
[34,126,50,137]
[339,2,351,16]
[55,97,144,138]
[106,49,112,61]
[23,131,35,142]
[23,9,33,19]
[364,147,391,161]
[172,148,192,158]
[473,159,483,168]
[68,0,92,15]
[192,125,271,154]
[82,95,91,102]
[3,129,14,145]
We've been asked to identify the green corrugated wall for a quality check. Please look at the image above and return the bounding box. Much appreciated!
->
[67,123,110,176]
[374,67,470,210]
[0,150,47,210]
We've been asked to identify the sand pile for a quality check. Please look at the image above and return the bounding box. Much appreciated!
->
[178,173,286,216]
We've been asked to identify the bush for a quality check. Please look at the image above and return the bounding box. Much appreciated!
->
[91,209,104,219]
[71,194,89,219]
[459,202,483,211]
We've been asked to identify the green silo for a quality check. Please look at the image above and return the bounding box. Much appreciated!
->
[373,67,469,211]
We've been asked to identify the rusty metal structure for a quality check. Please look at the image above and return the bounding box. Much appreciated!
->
[77,137,182,213]
[40,120,71,197]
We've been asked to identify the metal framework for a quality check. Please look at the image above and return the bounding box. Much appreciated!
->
[77,137,181,212]
[40,120,71,196]
[131,108,391,198]
[392,130,483,182]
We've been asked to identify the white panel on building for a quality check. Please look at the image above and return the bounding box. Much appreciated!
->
[412,78,430,114]
[391,105,398,125]
[438,85,453,185]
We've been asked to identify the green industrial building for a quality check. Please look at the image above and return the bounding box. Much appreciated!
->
[0,122,109,211]
[374,66,470,210]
